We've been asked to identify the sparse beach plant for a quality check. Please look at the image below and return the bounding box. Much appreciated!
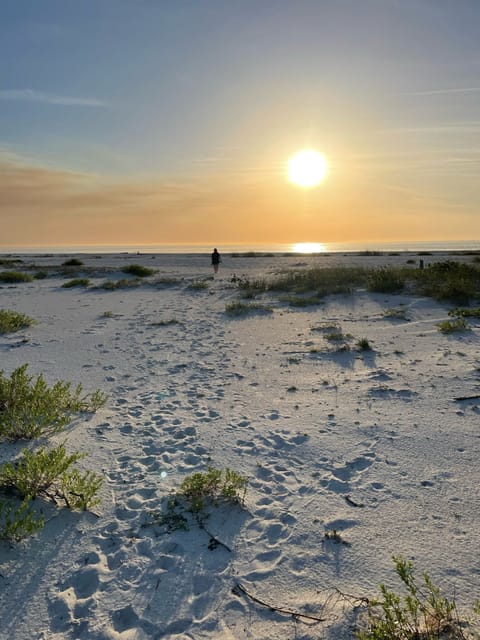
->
[357,338,372,351]
[225,301,273,316]
[367,268,407,293]
[383,307,409,320]
[0,443,102,510]
[436,318,469,334]
[448,307,480,319]
[178,467,248,513]
[121,264,156,277]
[0,365,107,440]
[0,271,33,284]
[62,278,90,288]
[0,310,35,334]
[0,498,45,542]
[62,258,84,267]
[188,280,209,290]
[356,556,465,640]
[415,261,480,305]
[33,270,48,280]
[98,278,141,290]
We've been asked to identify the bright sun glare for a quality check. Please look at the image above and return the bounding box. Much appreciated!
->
[287,149,328,188]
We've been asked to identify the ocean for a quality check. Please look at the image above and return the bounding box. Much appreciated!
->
[0,240,479,254]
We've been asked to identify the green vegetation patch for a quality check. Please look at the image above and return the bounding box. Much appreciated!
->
[0,310,35,334]
[356,556,467,639]
[0,443,102,510]
[436,317,469,334]
[62,278,90,288]
[0,364,107,440]
[121,264,156,277]
[225,301,273,316]
[97,278,142,290]
[0,271,33,283]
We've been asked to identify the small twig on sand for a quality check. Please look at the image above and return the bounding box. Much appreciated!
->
[454,395,480,402]
[345,495,365,508]
[232,582,327,622]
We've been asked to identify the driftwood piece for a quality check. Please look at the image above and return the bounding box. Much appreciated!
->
[454,395,480,402]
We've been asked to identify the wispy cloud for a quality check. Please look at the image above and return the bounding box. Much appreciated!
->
[400,87,480,96]
[0,89,108,107]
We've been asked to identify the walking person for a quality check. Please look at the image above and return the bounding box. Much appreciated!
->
[211,248,221,274]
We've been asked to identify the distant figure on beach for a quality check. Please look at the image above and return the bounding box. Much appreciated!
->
[211,248,221,274]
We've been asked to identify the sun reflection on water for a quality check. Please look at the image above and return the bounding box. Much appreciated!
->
[290,242,326,254]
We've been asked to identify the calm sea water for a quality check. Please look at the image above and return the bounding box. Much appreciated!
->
[1,240,479,254]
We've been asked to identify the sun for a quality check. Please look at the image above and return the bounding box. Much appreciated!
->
[287,149,328,188]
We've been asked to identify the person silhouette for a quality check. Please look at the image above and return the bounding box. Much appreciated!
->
[211,248,221,274]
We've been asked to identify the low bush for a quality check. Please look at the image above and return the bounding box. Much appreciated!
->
[62,258,84,267]
[225,301,273,316]
[448,307,480,318]
[356,556,466,639]
[0,498,44,542]
[0,271,33,284]
[0,365,107,440]
[367,268,407,293]
[188,280,209,290]
[97,278,141,290]
[62,278,90,288]
[0,310,35,334]
[178,467,248,513]
[121,264,156,277]
[437,318,469,334]
[0,443,102,509]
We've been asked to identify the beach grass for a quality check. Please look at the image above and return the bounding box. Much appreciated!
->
[0,310,35,333]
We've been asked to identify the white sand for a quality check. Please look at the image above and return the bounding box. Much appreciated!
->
[0,251,479,639]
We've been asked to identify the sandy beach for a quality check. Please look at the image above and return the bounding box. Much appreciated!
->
[0,250,479,640]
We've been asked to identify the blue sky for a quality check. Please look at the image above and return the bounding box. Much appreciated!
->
[1,0,479,246]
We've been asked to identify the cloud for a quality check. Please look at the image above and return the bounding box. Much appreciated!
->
[0,89,108,107]
[401,87,480,96]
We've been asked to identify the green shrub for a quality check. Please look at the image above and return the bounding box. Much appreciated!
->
[0,259,22,267]
[356,556,464,639]
[225,301,273,316]
[436,318,469,334]
[448,307,480,319]
[188,280,209,290]
[178,467,248,513]
[415,261,480,305]
[62,278,90,288]
[0,498,45,542]
[367,268,407,293]
[0,310,35,334]
[97,278,141,290]
[62,258,83,266]
[0,365,107,440]
[267,266,364,295]
[0,271,33,283]
[0,443,102,510]
[121,264,156,277]
[357,338,372,351]
[33,270,48,280]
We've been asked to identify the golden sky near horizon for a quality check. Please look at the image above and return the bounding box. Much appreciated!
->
[1,154,478,248]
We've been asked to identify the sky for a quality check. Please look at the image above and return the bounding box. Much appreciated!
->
[1,0,480,248]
